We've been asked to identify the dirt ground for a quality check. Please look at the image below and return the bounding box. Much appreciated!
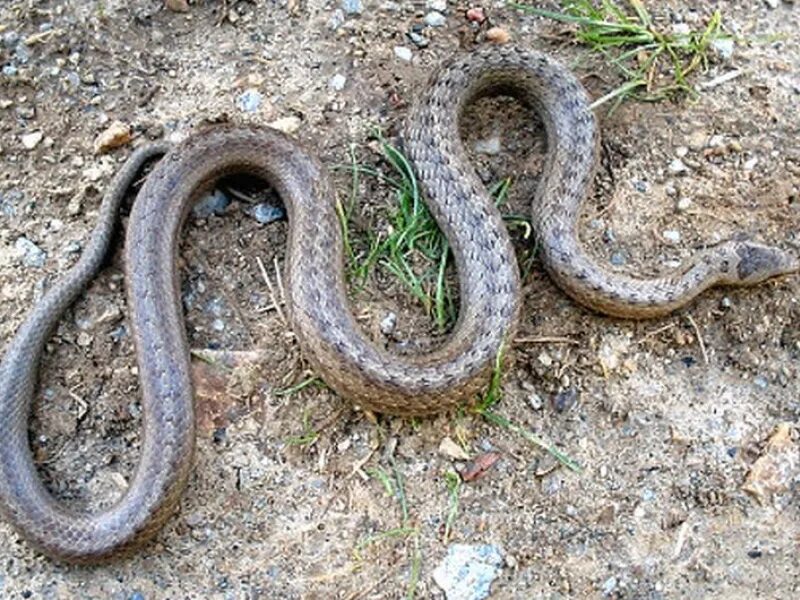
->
[0,1,798,598]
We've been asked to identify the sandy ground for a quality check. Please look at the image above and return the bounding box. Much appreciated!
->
[0,1,798,598]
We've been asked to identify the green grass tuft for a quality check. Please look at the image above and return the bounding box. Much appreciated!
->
[512,0,728,111]
[337,134,532,331]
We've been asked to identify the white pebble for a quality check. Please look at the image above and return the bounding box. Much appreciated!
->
[394,46,413,62]
[668,158,688,174]
[329,73,347,91]
[424,11,446,27]
[663,230,681,243]
[21,130,43,149]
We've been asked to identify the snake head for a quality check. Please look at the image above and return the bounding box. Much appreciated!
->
[733,242,800,285]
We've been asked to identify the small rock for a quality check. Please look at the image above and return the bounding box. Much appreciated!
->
[764,0,779,8]
[236,89,263,113]
[439,437,470,461]
[552,388,578,413]
[394,46,413,62]
[408,31,429,47]
[427,0,447,11]
[527,391,544,411]
[742,423,798,506]
[93,120,132,154]
[686,130,708,151]
[610,251,626,266]
[2,65,18,77]
[675,146,689,158]
[663,230,681,243]
[380,311,397,335]
[251,203,285,224]
[668,158,688,174]
[466,7,486,23]
[676,197,693,212]
[753,374,769,389]
[128,592,146,600]
[720,296,732,309]
[328,9,345,30]
[268,116,301,134]
[15,237,46,268]
[21,130,43,150]
[329,73,347,91]
[474,136,501,155]
[193,189,231,219]
[424,12,447,27]
[711,38,735,61]
[165,0,189,12]
[341,0,363,15]
[485,27,510,44]
[433,544,504,600]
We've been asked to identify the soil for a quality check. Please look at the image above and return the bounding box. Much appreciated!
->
[0,1,798,599]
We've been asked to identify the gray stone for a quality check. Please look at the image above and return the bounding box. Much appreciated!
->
[662,230,681,243]
[424,11,447,27]
[236,89,263,113]
[433,544,504,600]
[394,46,413,62]
[341,0,363,15]
[380,312,397,335]
[474,136,501,155]
[427,0,448,11]
[193,189,231,218]
[15,236,46,267]
[668,158,688,175]
[329,73,347,91]
[408,31,429,47]
[252,203,285,224]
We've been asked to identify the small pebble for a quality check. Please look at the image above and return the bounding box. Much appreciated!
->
[474,136,501,155]
[610,251,626,266]
[394,46,413,62]
[663,230,681,243]
[485,27,510,44]
[380,312,397,335]
[676,197,692,212]
[552,388,578,413]
[329,73,347,91]
[341,0,363,15]
[193,189,231,218]
[675,146,689,158]
[424,12,447,27]
[720,296,732,309]
[21,130,43,149]
[252,203,285,224]
[686,130,707,151]
[711,38,735,61]
[165,0,190,12]
[328,9,345,30]
[93,120,132,154]
[236,89,263,113]
[466,7,486,23]
[764,0,779,8]
[426,0,447,11]
[668,158,688,174]
[268,115,301,134]
[15,237,46,267]
[408,31,429,48]
[527,392,544,411]
[753,374,768,389]
[433,544,504,600]
[2,64,18,77]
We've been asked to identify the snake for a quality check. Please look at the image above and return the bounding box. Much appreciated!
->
[0,46,796,562]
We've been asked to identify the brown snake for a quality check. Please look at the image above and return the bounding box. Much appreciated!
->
[0,46,797,562]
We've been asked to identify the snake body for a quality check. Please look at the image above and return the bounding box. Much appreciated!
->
[0,46,796,562]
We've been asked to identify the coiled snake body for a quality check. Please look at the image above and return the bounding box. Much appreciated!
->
[0,47,796,562]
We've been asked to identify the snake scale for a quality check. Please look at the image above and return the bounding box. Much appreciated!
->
[0,46,796,562]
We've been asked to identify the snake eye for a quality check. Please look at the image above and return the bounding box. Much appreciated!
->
[720,260,729,273]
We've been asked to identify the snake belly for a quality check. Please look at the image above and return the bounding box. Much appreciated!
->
[0,46,796,563]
